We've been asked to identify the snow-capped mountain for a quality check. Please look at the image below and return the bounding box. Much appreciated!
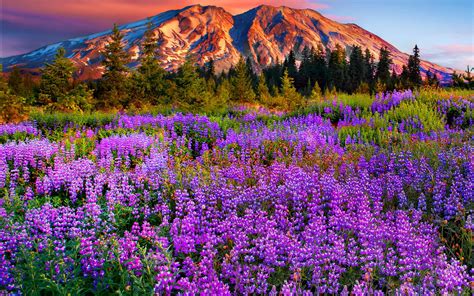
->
[1,4,454,81]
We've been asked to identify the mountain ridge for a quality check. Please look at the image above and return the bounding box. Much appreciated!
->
[1,4,454,82]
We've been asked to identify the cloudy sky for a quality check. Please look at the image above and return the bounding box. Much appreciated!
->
[1,0,473,69]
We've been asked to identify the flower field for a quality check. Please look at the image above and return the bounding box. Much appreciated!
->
[0,91,473,295]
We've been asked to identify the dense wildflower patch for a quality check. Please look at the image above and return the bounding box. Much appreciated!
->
[0,92,473,295]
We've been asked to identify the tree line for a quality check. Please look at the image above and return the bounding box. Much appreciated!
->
[2,21,470,121]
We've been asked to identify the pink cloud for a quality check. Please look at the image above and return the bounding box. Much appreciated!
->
[2,0,180,24]
[1,1,333,31]
[423,44,474,70]
[3,0,329,20]
[424,44,474,58]
[434,44,474,55]
[2,8,97,31]
[2,0,331,57]
[197,0,329,13]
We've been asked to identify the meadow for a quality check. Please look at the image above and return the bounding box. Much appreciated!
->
[0,89,472,295]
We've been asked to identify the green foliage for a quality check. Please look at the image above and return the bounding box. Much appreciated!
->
[98,24,131,109]
[7,66,24,96]
[283,50,298,80]
[0,91,29,123]
[384,100,445,132]
[328,44,347,91]
[336,93,374,110]
[31,111,116,132]
[363,48,375,93]
[375,47,393,88]
[313,45,329,91]
[298,47,313,91]
[375,47,392,88]
[68,83,95,112]
[257,75,271,103]
[348,46,365,93]
[130,21,169,107]
[425,70,440,87]
[418,88,474,103]
[212,78,231,112]
[4,39,472,118]
[7,67,37,104]
[407,45,422,88]
[174,60,210,111]
[231,57,256,102]
[39,47,76,109]
[451,66,474,89]
[309,81,322,103]
[278,69,304,110]
[0,65,29,123]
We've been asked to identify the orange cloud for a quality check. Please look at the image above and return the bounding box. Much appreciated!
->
[3,0,329,23]
[424,44,474,70]
[197,0,329,13]
[2,0,330,57]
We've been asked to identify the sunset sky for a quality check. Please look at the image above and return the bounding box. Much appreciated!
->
[2,0,473,69]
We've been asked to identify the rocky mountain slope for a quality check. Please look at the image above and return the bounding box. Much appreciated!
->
[1,4,454,81]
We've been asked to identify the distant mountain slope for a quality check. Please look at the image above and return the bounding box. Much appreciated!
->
[1,4,454,81]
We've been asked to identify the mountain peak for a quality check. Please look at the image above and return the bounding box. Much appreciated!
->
[251,4,324,16]
[255,4,287,11]
[251,4,305,16]
[181,4,225,12]
[1,4,453,82]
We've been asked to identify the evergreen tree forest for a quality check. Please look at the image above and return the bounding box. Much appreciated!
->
[1,22,471,122]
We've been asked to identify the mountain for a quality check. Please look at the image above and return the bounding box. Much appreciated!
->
[1,4,454,81]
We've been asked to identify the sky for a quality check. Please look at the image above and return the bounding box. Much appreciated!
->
[1,0,473,69]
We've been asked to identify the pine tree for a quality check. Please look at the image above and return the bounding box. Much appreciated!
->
[407,45,422,88]
[375,47,392,88]
[400,65,410,89]
[363,48,375,93]
[0,65,28,123]
[132,21,168,106]
[215,78,231,107]
[257,75,271,104]
[22,73,37,105]
[68,83,94,112]
[206,77,217,94]
[99,23,130,109]
[7,67,24,96]
[297,46,312,90]
[204,58,215,80]
[175,60,209,111]
[389,70,399,91]
[263,62,283,91]
[231,57,256,102]
[313,45,328,91]
[284,50,298,79]
[303,78,312,97]
[426,70,439,87]
[39,47,76,108]
[299,47,312,78]
[328,44,347,91]
[348,45,364,93]
[463,65,474,89]
[451,71,465,88]
[280,69,303,110]
[309,81,322,102]
[0,66,7,93]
